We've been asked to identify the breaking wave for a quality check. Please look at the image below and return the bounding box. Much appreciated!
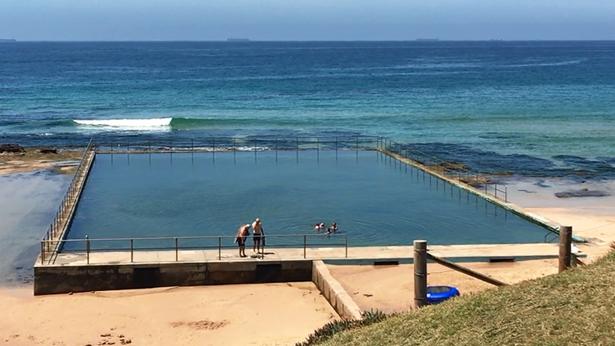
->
[73,117,172,130]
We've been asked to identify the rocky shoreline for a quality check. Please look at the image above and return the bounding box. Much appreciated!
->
[0,144,82,175]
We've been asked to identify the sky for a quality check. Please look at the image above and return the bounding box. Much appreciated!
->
[1,0,615,41]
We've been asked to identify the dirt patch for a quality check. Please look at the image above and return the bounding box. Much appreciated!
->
[170,319,229,330]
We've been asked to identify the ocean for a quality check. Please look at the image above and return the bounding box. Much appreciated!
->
[1,41,615,177]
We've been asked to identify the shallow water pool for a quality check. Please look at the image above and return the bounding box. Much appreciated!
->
[66,150,554,249]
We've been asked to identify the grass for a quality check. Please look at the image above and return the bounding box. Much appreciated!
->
[314,251,615,345]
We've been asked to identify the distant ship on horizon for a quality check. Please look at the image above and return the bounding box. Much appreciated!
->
[0,38,17,43]
[226,38,250,42]
[415,38,439,42]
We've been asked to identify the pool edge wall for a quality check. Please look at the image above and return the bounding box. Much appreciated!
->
[33,260,312,295]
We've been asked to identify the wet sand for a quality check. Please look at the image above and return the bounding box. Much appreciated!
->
[0,283,337,346]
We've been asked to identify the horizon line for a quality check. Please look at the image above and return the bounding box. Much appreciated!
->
[4,39,615,43]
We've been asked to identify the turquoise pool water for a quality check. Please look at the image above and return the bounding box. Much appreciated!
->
[65,150,554,250]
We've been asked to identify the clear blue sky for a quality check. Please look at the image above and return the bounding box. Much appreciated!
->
[1,0,614,41]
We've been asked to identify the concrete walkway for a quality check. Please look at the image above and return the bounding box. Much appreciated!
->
[41,243,566,267]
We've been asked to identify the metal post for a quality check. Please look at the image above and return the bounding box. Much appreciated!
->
[559,226,573,273]
[414,240,427,308]
[175,237,179,261]
[218,237,222,260]
[345,235,348,258]
[86,235,90,265]
[303,235,307,259]
[130,239,134,263]
[40,241,45,264]
[261,233,266,259]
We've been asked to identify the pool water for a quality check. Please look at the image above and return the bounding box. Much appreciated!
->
[66,150,554,248]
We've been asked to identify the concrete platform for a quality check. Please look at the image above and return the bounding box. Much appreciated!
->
[42,243,564,267]
[34,243,573,295]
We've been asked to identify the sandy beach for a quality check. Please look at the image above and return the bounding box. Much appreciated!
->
[505,177,615,260]
[0,283,337,346]
[328,259,559,313]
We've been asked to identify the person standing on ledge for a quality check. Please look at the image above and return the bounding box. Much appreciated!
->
[252,217,264,254]
[235,224,250,257]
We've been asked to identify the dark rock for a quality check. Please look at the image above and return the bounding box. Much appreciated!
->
[0,144,25,153]
[554,189,611,198]
[39,148,58,154]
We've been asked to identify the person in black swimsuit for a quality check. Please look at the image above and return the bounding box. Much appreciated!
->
[252,218,264,254]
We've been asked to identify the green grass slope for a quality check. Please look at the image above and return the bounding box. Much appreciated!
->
[320,252,615,345]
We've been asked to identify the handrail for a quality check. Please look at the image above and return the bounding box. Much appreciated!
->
[40,139,96,264]
[42,233,349,264]
[93,135,382,153]
[381,139,509,203]
[55,233,347,242]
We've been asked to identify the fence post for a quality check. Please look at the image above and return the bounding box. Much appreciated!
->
[218,237,222,260]
[175,237,179,261]
[414,240,428,308]
[40,241,45,264]
[303,235,307,259]
[345,235,348,258]
[86,235,90,265]
[130,239,134,263]
[559,226,573,273]
[261,233,266,259]
[253,138,257,160]
[274,137,278,162]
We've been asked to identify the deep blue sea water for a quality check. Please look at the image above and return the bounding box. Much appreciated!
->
[1,41,615,177]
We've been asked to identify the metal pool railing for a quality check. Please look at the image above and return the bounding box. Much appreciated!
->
[41,233,349,265]
[40,138,95,260]
[380,138,508,203]
[93,135,383,155]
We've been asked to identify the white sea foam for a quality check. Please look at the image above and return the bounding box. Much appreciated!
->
[73,117,172,131]
[504,59,585,68]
